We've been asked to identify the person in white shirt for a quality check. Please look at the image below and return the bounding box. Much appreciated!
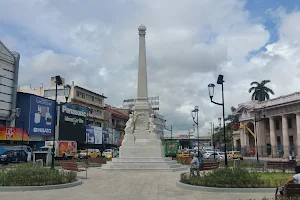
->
[27,151,32,162]
[282,166,300,187]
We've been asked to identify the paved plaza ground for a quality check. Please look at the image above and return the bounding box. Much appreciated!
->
[0,167,275,200]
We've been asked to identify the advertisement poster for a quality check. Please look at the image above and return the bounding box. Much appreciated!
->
[58,103,87,142]
[58,141,76,157]
[114,131,119,145]
[86,126,102,144]
[102,128,109,144]
[0,127,30,141]
[28,96,55,135]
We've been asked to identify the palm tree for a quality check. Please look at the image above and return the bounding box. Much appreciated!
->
[248,80,275,101]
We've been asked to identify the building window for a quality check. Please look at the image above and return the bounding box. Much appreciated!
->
[275,120,280,130]
[86,94,94,102]
[76,91,85,99]
[288,118,293,129]
[95,97,103,105]
[265,119,270,130]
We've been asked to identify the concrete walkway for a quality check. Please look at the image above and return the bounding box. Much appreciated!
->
[0,168,275,200]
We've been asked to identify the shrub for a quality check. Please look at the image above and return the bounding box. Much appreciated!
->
[0,166,77,186]
[181,168,264,188]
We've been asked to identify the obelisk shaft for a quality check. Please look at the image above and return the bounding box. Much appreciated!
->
[137,25,148,101]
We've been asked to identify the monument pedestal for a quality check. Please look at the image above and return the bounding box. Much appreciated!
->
[102,131,186,171]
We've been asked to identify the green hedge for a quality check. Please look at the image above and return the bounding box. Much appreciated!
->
[181,168,287,188]
[0,166,77,186]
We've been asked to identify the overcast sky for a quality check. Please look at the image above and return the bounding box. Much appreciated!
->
[1,0,300,136]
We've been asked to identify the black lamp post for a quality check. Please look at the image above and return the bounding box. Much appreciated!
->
[164,120,173,157]
[191,106,199,158]
[254,109,266,163]
[208,75,228,167]
[15,108,25,162]
[51,76,71,170]
[188,124,195,155]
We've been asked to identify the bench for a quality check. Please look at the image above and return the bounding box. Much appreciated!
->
[88,157,106,164]
[190,162,220,178]
[275,184,300,199]
[267,161,297,170]
[61,161,87,179]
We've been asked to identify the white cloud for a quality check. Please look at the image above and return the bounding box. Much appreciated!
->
[2,0,300,136]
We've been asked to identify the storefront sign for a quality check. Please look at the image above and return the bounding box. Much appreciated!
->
[58,103,87,142]
[28,96,55,135]
[0,127,30,141]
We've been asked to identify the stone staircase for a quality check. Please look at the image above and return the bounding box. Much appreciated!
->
[102,157,187,171]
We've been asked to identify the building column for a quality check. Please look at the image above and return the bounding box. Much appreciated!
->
[257,121,265,156]
[269,117,278,157]
[282,115,290,159]
[233,138,238,150]
[296,113,300,159]
[240,122,245,154]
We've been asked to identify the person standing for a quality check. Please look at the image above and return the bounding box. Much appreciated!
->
[190,154,200,177]
[27,151,32,162]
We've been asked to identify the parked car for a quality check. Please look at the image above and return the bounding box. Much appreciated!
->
[102,149,113,157]
[0,150,27,165]
[177,152,192,158]
[203,151,214,159]
[208,152,227,160]
[228,151,243,160]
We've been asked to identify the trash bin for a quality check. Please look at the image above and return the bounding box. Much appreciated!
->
[234,159,240,168]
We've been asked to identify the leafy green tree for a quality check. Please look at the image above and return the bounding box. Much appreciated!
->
[248,80,274,101]
[213,106,238,151]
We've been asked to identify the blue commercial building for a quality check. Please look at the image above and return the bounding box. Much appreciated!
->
[16,92,56,150]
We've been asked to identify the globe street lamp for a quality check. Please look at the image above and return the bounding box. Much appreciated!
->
[208,75,228,167]
[191,106,199,158]
[51,75,71,170]
[188,124,195,155]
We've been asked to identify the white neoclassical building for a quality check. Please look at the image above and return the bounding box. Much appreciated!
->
[233,92,300,159]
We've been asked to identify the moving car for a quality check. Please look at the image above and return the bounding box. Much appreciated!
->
[0,150,27,165]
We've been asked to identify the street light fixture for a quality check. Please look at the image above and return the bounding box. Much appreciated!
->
[164,120,173,158]
[208,75,228,167]
[51,75,71,170]
[188,124,195,155]
[15,108,25,162]
[191,106,200,158]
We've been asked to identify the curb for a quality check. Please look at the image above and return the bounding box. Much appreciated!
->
[0,178,82,192]
[176,181,275,193]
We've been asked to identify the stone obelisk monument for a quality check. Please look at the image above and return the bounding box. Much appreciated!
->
[102,25,185,170]
[120,24,163,157]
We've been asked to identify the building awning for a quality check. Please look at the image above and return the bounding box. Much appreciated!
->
[0,127,30,141]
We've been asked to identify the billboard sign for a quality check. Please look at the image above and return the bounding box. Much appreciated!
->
[0,127,30,141]
[58,103,87,142]
[86,126,103,144]
[28,96,55,135]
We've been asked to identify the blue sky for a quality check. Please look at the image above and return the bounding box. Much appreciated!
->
[1,0,300,135]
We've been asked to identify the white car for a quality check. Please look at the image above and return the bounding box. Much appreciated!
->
[102,149,113,157]
[208,152,226,160]
[202,151,214,159]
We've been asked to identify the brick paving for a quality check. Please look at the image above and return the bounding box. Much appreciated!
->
[0,168,275,200]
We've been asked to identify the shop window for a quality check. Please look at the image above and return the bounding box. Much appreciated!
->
[288,118,293,129]
[76,91,85,99]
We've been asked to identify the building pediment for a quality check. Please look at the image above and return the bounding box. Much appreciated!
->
[234,104,255,121]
